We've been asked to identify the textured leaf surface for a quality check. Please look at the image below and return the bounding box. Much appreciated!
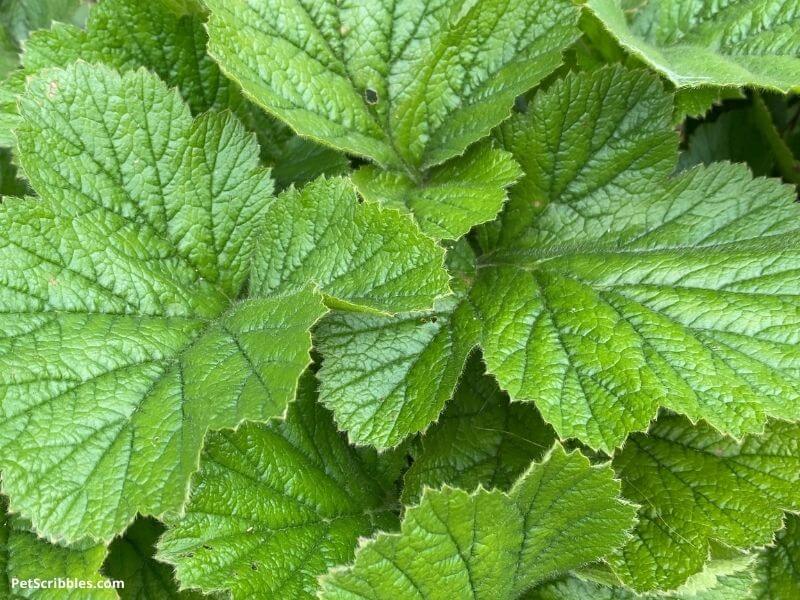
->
[0,63,327,543]
[475,66,800,451]
[528,557,755,599]
[1,497,114,599]
[205,0,580,171]
[157,373,400,600]
[250,176,449,314]
[352,143,521,240]
[752,513,800,599]
[610,415,800,591]
[320,445,635,599]
[316,240,479,448]
[587,0,800,90]
[402,353,555,503]
[104,517,208,600]
[0,0,346,186]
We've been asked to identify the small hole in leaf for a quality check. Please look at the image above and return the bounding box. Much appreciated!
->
[365,88,379,105]
[251,562,260,571]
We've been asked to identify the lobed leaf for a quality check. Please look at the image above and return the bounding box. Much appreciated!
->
[1,497,114,599]
[157,373,400,600]
[0,62,444,543]
[586,0,800,91]
[320,445,636,599]
[610,416,800,591]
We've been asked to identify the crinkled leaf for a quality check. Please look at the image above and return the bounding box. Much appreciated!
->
[586,0,800,91]
[474,66,800,452]
[610,415,800,591]
[0,62,325,543]
[250,176,449,314]
[752,513,800,599]
[402,353,555,503]
[0,0,346,187]
[104,517,214,600]
[527,556,755,599]
[320,445,635,599]
[316,240,480,448]
[205,0,580,171]
[351,142,521,240]
[1,497,114,599]
[157,373,400,600]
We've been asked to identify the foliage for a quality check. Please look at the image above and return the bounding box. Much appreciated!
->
[0,0,798,598]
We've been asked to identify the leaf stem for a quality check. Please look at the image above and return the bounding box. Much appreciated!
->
[751,91,800,186]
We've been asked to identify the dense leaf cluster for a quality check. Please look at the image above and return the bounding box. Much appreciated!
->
[0,0,799,598]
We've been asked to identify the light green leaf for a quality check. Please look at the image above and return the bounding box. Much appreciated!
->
[320,445,636,600]
[19,0,237,116]
[586,0,800,91]
[527,556,755,599]
[474,66,800,452]
[104,517,215,600]
[610,415,800,591]
[752,513,800,600]
[315,240,480,448]
[0,0,347,187]
[204,0,580,171]
[250,176,449,314]
[351,142,522,240]
[0,63,328,543]
[1,497,115,599]
[157,373,400,600]
[402,353,555,503]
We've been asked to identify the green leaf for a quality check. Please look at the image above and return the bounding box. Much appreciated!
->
[586,0,800,91]
[320,445,636,600]
[527,556,755,599]
[752,513,800,599]
[474,66,800,452]
[402,353,555,503]
[0,0,346,188]
[315,240,480,448]
[250,176,449,314]
[351,142,522,240]
[204,0,580,171]
[0,62,325,543]
[104,517,212,600]
[1,497,115,599]
[157,372,400,600]
[610,415,800,591]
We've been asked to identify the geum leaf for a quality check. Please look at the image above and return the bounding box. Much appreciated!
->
[157,372,401,600]
[528,555,756,600]
[315,239,480,448]
[1,496,115,600]
[0,0,347,187]
[402,352,556,504]
[586,0,800,91]
[319,444,636,600]
[752,513,800,600]
[474,66,800,452]
[204,0,579,239]
[0,62,448,543]
[316,65,800,454]
[609,415,800,592]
